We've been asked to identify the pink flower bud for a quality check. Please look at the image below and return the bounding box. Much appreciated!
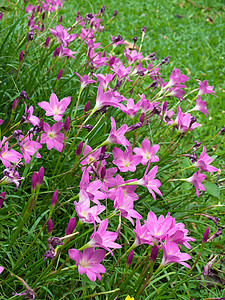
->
[84,100,90,112]
[64,117,70,133]
[60,15,63,23]
[66,217,76,235]
[37,166,44,186]
[42,12,45,20]
[19,51,23,63]
[57,68,63,81]
[150,245,158,262]
[202,227,209,244]
[45,36,50,48]
[48,219,53,234]
[76,141,84,156]
[31,171,38,191]
[101,167,106,179]
[51,189,58,207]
[126,250,133,267]
[0,192,6,209]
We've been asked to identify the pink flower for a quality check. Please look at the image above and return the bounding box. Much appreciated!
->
[68,248,106,281]
[161,237,191,269]
[124,49,143,65]
[136,165,162,200]
[190,96,209,117]
[0,266,4,274]
[197,79,216,96]
[114,187,142,225]
[108,174,138,201]
[0,137,23,167]
[138,93,159,114]
[20,135,42,164]
[186,170,205,197]
[111,63,132,79]
[38,93,71,121]
[49,24,77,47]
[53,44,76,59]
[133,139,160,165]
[74,190,105,224]
[193,146,218,174]
[94,73,115,90]
[165,68,189,89]
[40,122,64,152]
[176,106,199,133]
[23,103,40,126]
[87,219,121,255]
[112,146,142,172]
[94,83,120,111]
[133,219,153,246]
[106,116,130,147]
[119,98,141,118]
[159,101,174,125]
[75,73,96,90]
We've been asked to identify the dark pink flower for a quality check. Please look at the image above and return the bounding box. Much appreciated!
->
[68,248,106,282]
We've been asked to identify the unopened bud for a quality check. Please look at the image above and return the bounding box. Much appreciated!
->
[101,167,106,180]
[45,36,50,48]
[48,219,53,234]
[150,245,158,262]
[66,217,76,235]
[42,12,45,20]
[0,192,6,209]
[19,51,23,63]
[31,171,38,191]
[60,15,63,23]
[37,166,44,186]
[113,10,118,17]
[133,36,137,43]
[57,68,63,81]
[126,250,133,267]
[202,227,209,244]
[84,100,90,112]
[76,141,84,156]
[64,117,70,133]
[51,189,58,207]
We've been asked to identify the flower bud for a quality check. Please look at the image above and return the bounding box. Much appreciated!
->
[45,36,50,48]
[19,51,23,63]
[66,217,76,235]
[101,166,106,180]
[60,15,63,23]
[202,227,209,244]
[51,189,58,207]
[84,100,90,112]
[0,192,6,209]
[31,171,38,191]
[57,68,63,81]
[150,245,158,262]
[48,219,53,234]
[76,141,84,156]
[126,250,133,267]
[37,166,44,186]
[64,117,70,133]
[42,12,45,20]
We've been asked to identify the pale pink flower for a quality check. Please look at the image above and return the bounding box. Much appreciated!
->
[40,122,64,152]
[112,146,142,172]
[0,137,23,167]
[0,266,4,273]
[197,79,216,96]
[75,73,96,90]
[20,135,42,164]
[133,139,160,165]
[186,170,205,197]
[106,116,130,147]
[167,222,196,249]
[87,219,121,255]
[193,146,218,174]
[68,248,106,281]
[80,145,102,167]
[133,219,153,246]
[119,98,141,118]
[38,93,71,121]
[161,237,191,269]
[114,187,142,225]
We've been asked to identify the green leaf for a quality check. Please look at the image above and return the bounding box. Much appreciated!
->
[203,182,220,198]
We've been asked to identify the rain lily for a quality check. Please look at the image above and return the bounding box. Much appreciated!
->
[49,24,77,47]
[40,122,64,152]
[186,170,205,197]
[133,139,160,165]
[197,79,216,96]
[112,146,142,172]
[193,146,218,174]
[0,137,23,168]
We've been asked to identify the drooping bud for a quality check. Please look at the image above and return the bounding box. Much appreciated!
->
[202,227,209,244]
[19,51,23,63]
[57,68,63,81]
[100,5,106,14]
[113,10,118,17]
[37,166,44,186]
[150,245,158,262]
[208,228,222,242]
[84,100,90,112]
[0,192,6,209]
[66,217,76,235]
[76,141,84,156]
[126,250,133,267]
[133,36,137,44]
[160,56,171,66]
[82,124,93,132]
[31,171,38,192]
[51,189,58,207]
[64,117,70,133]
[48,219,53,234]
[45,36,50,48]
